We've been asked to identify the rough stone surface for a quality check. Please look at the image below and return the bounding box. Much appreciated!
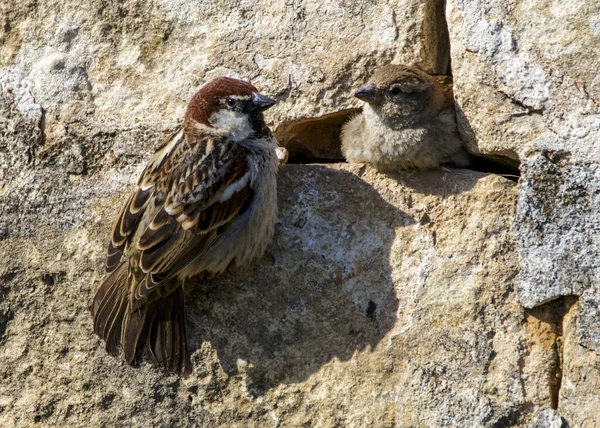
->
[559,298,600,427]
[2,0,600,426]
[447,0,600,163]
[527,408,568,428]
[514,154,600,352]
[0,0,448,155]
[447,4,600,424]
[0,149,556,426]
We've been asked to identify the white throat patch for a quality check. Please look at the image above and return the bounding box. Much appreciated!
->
[362,104,382,126]
[209,110,253,142]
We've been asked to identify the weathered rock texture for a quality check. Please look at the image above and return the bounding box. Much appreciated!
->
[447,0,600,163]
[2,0,600,426]
[445,4,600,424]
[0,0,448,156]
[447,2,600,425]
[0,159,545,426]
[515,156,600,350]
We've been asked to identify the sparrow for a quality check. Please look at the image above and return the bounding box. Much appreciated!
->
[91,77,279,376]
[341,64,471,171]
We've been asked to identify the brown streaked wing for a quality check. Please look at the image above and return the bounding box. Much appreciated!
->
[132,139,253,301]
[118,188,151,240]
[137,128,185,190]
[105,128,186,273]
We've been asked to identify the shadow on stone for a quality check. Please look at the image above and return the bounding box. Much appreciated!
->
[275,108,360,163]
[186,165,411,394]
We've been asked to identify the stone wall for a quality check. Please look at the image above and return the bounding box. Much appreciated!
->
[1,0,598,426]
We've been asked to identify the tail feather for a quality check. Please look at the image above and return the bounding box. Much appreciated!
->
[121,305,148,364]
[104,296,128,356]
[146,287,191,376]
[92,263,128,356]
[91,262,191,375]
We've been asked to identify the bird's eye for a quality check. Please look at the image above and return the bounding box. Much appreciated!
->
[389,85,403,95]
[225,97,235,107]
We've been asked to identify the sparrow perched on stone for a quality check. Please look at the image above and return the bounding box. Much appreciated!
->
[341,64,471,171]
[92,77,279,375]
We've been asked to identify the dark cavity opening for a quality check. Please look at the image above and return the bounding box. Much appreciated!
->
[274,108,358,164]
[276,108,521,181]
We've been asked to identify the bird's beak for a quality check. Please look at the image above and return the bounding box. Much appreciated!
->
[251,93,277,112]
[354,84,381,104]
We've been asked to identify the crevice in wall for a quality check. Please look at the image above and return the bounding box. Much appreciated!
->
[421,0,451,75]
[0,309,12,343]
[526,296,578,411]
[467,153,521,181]
[0,276,13,343]
[274,108,359,164]
[38,106,46,147]
[276,109,521,180]
[550,336,564,410]
[275,0,519,179]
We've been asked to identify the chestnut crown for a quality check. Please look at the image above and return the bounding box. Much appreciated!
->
[184,77,276,139]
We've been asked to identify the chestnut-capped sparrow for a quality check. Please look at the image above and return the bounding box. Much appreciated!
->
[92,77,279,375]
[341,64,471,171]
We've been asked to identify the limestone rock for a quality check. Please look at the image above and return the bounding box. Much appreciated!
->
[446,0,600,163]
[514,154,600,353]
[2,0,600,425]
[527,409,568,428]
[0,0,449,160]
[0,151,549,426]
[447,4,600,425]
[558,298,600,426]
